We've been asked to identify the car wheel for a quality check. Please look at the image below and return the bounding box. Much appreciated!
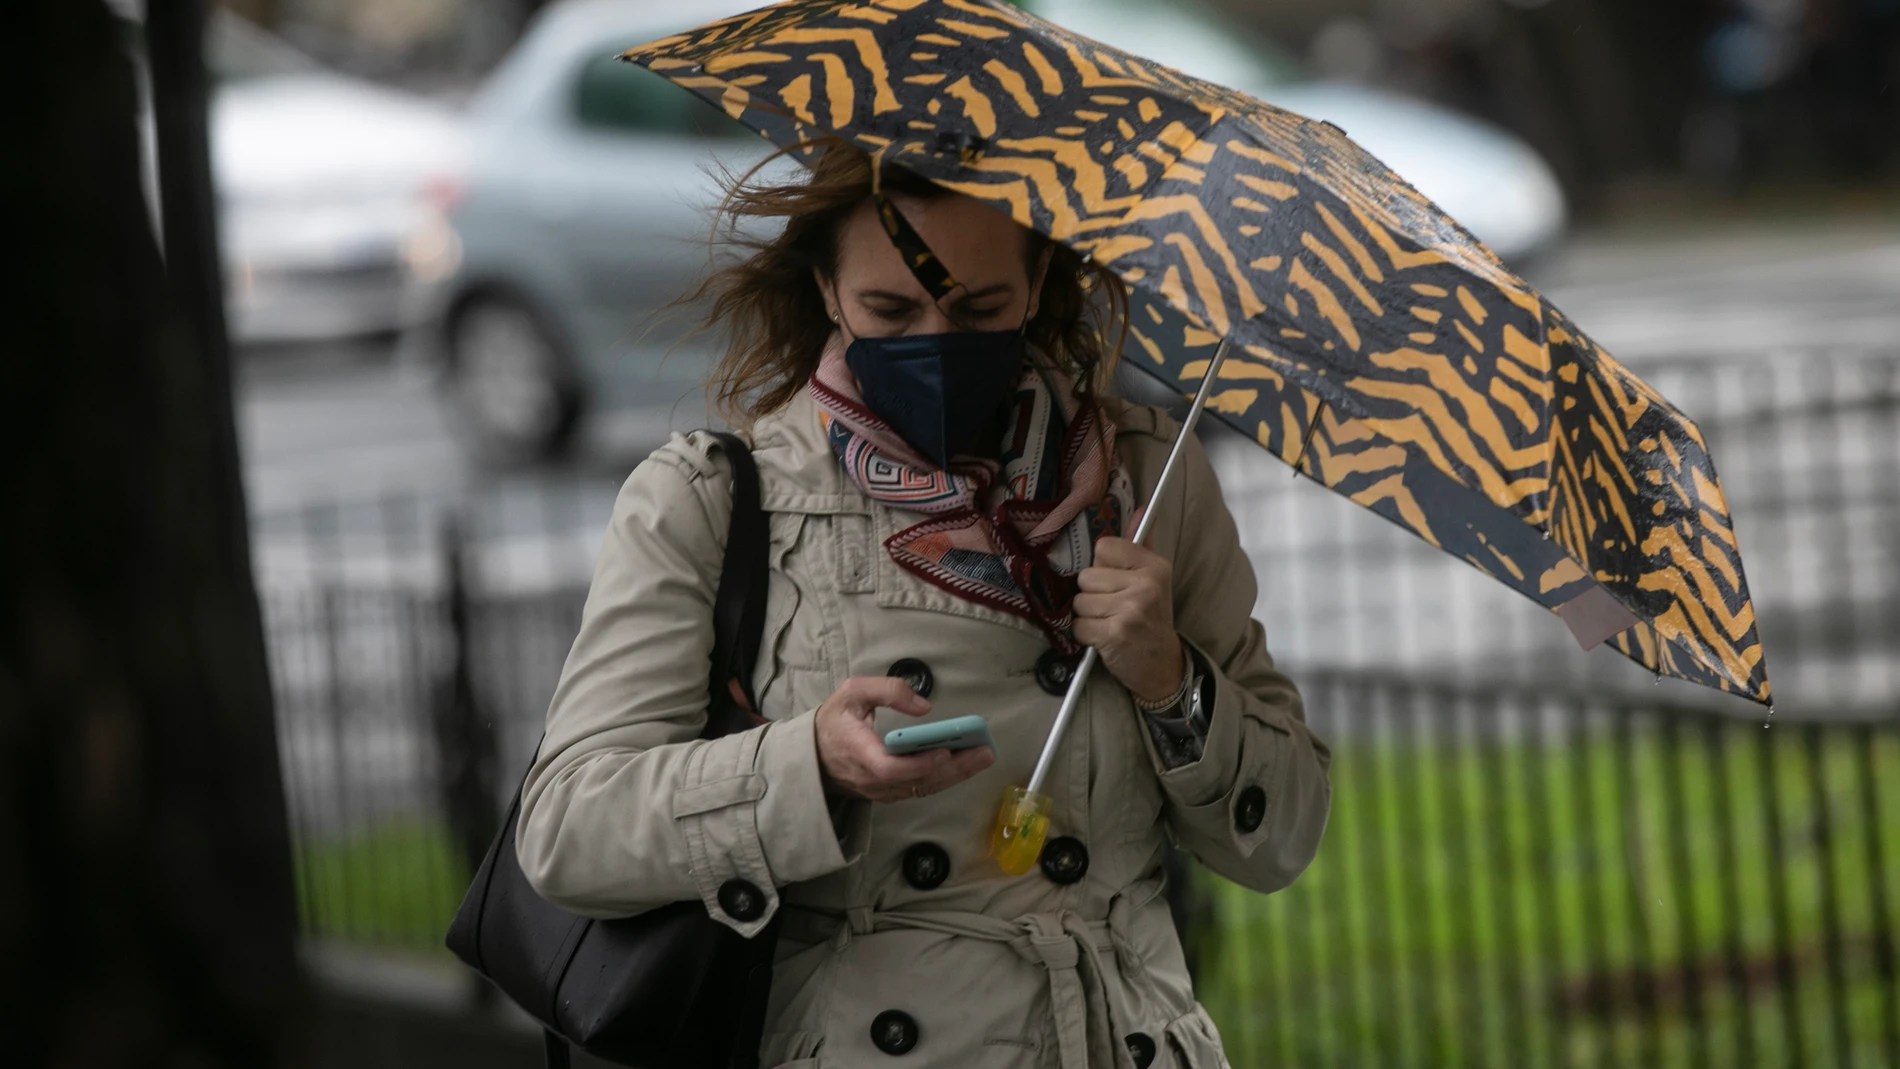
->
[445,295,583,464]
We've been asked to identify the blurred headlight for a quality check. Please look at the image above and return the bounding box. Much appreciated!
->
[402,213,462,285]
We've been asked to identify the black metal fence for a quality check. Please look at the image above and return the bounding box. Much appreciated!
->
[1197,674,1898,1069]
[253,352,1900,1067]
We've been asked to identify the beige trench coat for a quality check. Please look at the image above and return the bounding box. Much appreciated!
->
[517,387,1332,1069]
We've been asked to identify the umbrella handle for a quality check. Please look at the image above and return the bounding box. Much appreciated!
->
[1022,336,1232,798]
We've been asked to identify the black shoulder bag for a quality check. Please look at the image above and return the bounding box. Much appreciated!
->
[446,432,779,1069]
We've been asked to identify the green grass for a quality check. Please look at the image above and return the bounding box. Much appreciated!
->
[292,724,1900,1067]
[294,816,467,954]
[1193,723,1900,1069]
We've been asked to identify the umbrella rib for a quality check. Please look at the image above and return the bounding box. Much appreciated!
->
[1290,400,1326,479]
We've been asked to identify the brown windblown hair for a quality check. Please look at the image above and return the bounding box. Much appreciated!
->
[679,142,1130,427]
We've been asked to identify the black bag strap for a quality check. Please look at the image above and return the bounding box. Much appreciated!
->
[542,430,769,1069]
[704,430,767,734]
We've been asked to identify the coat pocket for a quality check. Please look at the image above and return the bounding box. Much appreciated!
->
[1162,1004,1230,1069]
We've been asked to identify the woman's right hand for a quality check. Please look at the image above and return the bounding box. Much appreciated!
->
[814,677,994,803]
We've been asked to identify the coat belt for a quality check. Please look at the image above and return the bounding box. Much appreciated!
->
[779,903,1140,1069]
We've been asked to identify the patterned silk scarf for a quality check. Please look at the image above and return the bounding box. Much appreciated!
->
[809,332,1135,652]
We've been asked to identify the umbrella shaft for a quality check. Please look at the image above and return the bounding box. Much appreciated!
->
[1025,337,1232,796]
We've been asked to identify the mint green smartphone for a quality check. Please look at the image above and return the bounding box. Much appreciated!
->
[884,715,996,756]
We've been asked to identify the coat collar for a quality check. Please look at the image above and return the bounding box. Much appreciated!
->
[748,387,868,515]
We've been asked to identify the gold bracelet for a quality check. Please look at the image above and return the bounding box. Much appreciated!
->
[1132,640,1194,713]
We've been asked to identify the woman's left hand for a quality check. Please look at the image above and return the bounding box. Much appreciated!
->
[1074,515,1186,704]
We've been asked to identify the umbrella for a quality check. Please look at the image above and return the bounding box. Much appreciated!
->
[625,0,1771,863]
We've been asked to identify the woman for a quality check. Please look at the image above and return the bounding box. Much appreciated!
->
[515,145,1331,1069]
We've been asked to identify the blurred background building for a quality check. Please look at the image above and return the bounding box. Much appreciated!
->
[104,0,1900,1065]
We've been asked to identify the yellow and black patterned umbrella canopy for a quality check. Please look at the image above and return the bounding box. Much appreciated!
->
[626,0,1770,704]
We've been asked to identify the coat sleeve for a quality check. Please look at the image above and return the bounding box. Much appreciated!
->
[514,432,864,936]
[1138,431,1332,895]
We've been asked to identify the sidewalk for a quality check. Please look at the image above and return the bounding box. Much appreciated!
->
[1528,214,1900,362]
[299,941,621,1069]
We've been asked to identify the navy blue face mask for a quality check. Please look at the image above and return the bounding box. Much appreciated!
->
[842,314,1029,470]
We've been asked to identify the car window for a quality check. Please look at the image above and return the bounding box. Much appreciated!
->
[572,53,759,141]
[1012,0,1302,88]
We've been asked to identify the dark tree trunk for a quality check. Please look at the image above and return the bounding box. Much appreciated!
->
[0,0,302,1065]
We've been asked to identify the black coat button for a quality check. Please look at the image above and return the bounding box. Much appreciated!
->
[717,878,765,922]
[1235,784,1267,834]
[870,1009,919,1055]
[1125,1032,1157,1068]
[1034,649,1079,696]
[887,658,934,699]
[901,842,951,891]
[1038,836,1089,884]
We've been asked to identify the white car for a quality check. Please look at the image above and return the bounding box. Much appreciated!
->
[1030,0,1567,265]
[402,0,1567,460]
[208,14,464,345]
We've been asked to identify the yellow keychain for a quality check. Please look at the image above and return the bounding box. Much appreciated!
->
[989,339,1232,872]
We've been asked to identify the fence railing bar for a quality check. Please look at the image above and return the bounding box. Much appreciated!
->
[1805,727,1852,1068]
[273,595,321,939]
[1476,693,1530,1069]
[1572,704,1620,1069]
[1220,870,1264,1065]
[1660,714,1710,1069]
[371,593,405,946]
[1382,685,1432,1069]
[396,586,433,950]
[1263,834,1295,1069]
[1335,687,1383,1068]
[1858,721,1900,1069]
[1527,697,1570,1068]
[1438,691,1491,1069]
[1395,685,1448,1067]
[374,495,413,945]
[1613,709,1665,1068]
[1305,700,1341,1069]
[1364,691,1415,1069]
[301,499,359,942]
[1757,723,1805,1068]
[1705,718,1755,1068]
[1280,691,1321,1067]
[322,584,357,941]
